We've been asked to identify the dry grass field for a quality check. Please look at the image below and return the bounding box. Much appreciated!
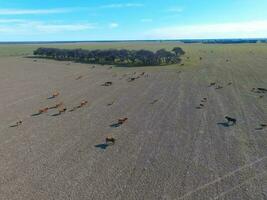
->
[0,43,266,200]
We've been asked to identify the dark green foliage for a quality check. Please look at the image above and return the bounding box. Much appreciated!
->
[172,47,185,56]
[33,47,185,66]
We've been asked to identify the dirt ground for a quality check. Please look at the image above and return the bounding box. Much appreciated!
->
[0,45,266,200]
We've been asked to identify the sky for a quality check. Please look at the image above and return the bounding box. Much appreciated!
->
[0,0,267,41]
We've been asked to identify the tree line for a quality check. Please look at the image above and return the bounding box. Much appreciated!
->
[181,39,267,44]
[33,47,185,66]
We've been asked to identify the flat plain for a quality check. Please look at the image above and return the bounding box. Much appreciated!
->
[0,43,266,200]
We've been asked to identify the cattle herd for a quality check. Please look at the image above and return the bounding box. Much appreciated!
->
[9,58,267,148]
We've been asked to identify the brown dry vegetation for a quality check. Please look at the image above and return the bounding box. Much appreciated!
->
[0,43,266,200]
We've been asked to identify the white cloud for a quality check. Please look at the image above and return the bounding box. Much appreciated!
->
[35,23,94,33]
[147,20,267,39]
[109,23,119,29]
[0,8,73,15]
[141,18,153,23]
[166,7,184,13]
[0,21,95,34]
[0,19,25,23]
[101,3,143,8]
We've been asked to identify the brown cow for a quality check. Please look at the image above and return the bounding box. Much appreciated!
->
[80,100,88,107]
[118,117,128,124]
[49,102,63,109]
[38,107,49,114]
[70,101,88,111]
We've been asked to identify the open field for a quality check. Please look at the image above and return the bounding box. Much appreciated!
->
[0,43,267,200]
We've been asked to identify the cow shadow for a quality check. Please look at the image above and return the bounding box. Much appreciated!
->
[47,96,55,100]
[217,122,231,127]
[150,99,159,105]
[51,113,61,117]
[94,143,109,150]
[31,113,42,117]
[9,124,18,128]
[110,123,121,128]
[69,108,77,112]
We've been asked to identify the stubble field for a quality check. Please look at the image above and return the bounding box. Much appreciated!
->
[0,42,266,200]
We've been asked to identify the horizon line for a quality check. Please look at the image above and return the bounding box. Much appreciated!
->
[0,38,267,44]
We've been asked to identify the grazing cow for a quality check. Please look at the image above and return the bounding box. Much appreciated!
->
[75,75,83,80]
[49,102,63,109]
[53,92,60,97]
[201,98,207,102]
[225,116,237,125]
[209,82,216,87]
[38,107,49,114]
[10,120,23,128]
[140,72,145,76]
[216,85,223,89]
[129,77,136,82]
[48,92,60,99]
[118,117,128,124]
[107,101,114,106]
[128,76,140,82]
[58,107,67,114]
[102,82,112,86]
[16,120,23,126]
[106,137,115,144]
[71,101,88,111]
[77,101,88,108]
[227,82,233,86]
[80,100,88,107]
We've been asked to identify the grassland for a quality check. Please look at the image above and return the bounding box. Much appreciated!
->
[0,42,266,200]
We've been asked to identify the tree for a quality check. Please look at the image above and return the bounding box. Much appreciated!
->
[33,47,184,66]
[172,47,185,56]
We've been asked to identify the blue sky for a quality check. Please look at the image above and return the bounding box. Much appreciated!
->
[0,0,267,41]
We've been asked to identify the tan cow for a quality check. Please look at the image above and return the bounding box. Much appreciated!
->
[52,92,60,98]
